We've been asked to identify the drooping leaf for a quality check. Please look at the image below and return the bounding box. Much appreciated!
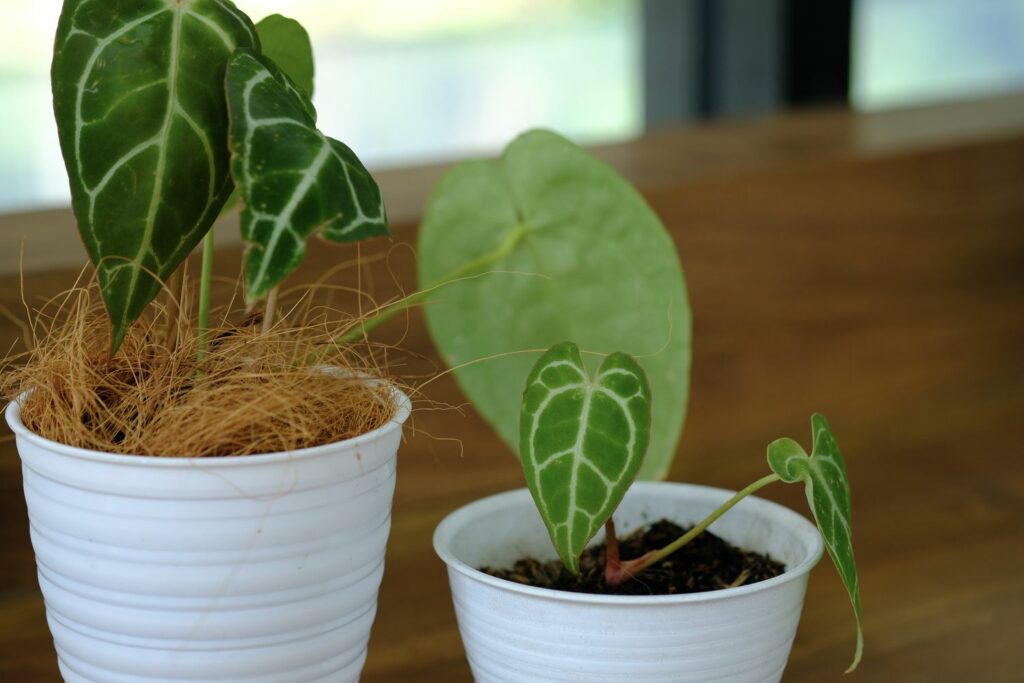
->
[225,49,388,302]
[767,414,863,673]
[419,129,689,480]
[255,14,314,97]
[220,13,315,216]
[52,0,259,352]
[520,342,651,573]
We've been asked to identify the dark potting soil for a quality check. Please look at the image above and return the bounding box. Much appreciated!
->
[481,519,785,596]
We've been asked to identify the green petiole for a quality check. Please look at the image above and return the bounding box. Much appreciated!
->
[196,231,215,362]
[330,223,527,346]
[604,473,783,585]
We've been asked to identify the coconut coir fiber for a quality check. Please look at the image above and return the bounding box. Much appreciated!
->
[1,283,398,456]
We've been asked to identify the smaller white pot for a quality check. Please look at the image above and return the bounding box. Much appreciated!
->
[434,482,824,683]
[7,387,410,683]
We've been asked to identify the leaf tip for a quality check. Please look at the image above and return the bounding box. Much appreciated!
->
[810,411,830,428]
[844,628,864,674]
[109,325,128,357]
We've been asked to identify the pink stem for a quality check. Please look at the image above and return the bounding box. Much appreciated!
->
[603,518,622,585]
[604,517,661,586]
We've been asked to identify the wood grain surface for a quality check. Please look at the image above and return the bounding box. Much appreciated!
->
[2,98,1023,681]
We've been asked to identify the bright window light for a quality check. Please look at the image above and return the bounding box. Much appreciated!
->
[853,0,1024,110]
[0,0,641,212]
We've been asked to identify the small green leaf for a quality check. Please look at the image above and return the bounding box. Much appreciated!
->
[520,342,651,574]
[52,0,258,351]
[219,14,315,218]
[255,14,314,98]
[419,129,689,480]
[225,49,388,302]
[768,414,863,673]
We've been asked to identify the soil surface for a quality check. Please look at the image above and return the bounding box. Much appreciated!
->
[482,519,786,596]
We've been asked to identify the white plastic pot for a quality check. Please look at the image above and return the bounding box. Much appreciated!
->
[6,387,410,683]
[434,482,824,683]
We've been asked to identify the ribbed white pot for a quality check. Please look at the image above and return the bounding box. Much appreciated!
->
[434,482,824,683]
[6,387,410,683]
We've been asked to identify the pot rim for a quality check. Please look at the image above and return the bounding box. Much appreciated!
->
[4,383,411,467]
[433,482,825,606]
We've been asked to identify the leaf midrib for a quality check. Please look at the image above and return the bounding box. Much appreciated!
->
[528,380,583,523]
[121,4,185,331]
[566,381,595,550]
[810,455,852,542]
[496,161,580,347]
[250,139,331,290]
[72,5,170,250]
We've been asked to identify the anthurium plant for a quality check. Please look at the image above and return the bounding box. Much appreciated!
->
[46,2,690,459]
[520,342,864,673]
[27,0,693,469]
[51,1,385,354]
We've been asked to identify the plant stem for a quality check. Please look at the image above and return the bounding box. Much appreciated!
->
[164,264,184,349]
[331,223,527,346]
[197,231,215,362]
[604,473,783,586]
[262,286,279,334]
[603,518,623,585]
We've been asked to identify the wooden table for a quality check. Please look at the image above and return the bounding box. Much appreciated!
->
[2,96,1023,681]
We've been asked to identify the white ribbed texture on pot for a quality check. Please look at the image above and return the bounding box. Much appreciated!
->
[434,482,825,683]
[6,388,410,683]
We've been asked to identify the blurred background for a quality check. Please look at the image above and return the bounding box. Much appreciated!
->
[1,4,1023,680]
[1,0,1023,214]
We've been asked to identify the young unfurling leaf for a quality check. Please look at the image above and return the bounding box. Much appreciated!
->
[225,49,388,302]
[768,414,863,672]
[520,342,651,573]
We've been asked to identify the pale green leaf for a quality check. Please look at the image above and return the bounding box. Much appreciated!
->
[520,342,651,574]
[255,14,314,97]
[768,414,863,673]
[419,129,689,480]
[225,49,388,301]
[52,0,258,351]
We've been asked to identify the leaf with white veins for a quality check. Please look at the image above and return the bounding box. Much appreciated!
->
[52,0,258,352]
[768,414,864,673]
[225,49,388,302]
[520,342,651,574]
[220,13,314,216]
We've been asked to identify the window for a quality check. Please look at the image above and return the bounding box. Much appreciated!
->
[0,0,642,213]
[852,0,1024,110]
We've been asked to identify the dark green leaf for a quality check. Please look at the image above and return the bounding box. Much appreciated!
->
[419,130,690,479]
[767,414,863,672]
[52,0,258,352]
[219,14,315,218]
[225,49,388,301]
[520,342,651,573]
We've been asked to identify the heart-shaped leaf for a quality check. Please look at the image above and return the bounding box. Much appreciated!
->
[225,49,388,302]
[419,129,689,480]
[768,414,863,672]
[52,0,258,352]
[520,342,651,573]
